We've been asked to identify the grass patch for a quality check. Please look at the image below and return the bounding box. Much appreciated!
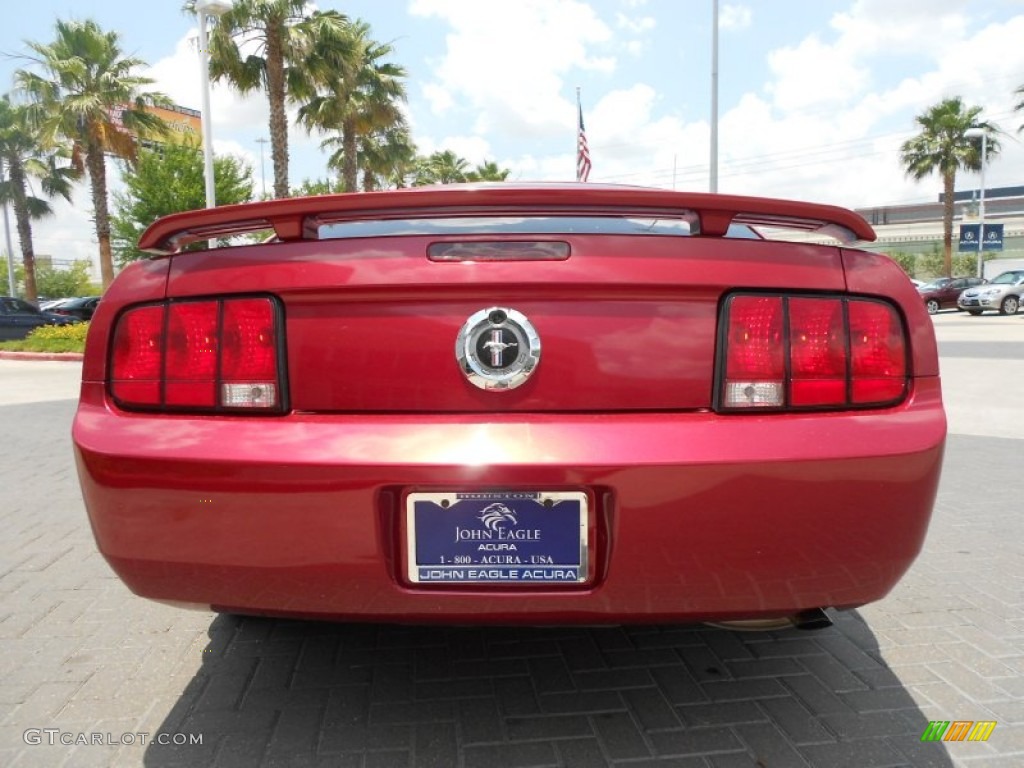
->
[0,322,89,353]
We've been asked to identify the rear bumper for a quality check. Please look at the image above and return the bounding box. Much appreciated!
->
[73,379,946,624]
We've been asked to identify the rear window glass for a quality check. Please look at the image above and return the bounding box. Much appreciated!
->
[318,216,760,240]
[990,271,1024,284]
[0,298,39,314]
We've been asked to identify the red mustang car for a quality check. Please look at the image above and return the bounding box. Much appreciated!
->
[73,185,945,628]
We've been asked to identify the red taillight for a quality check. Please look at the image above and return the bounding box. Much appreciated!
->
[788,298,847,407]
[723,296,785,407]
[165,302,219,407]
[110,297,283,412]
[110,304,165,406]
[849,300,906,404]
[719,294,907,411]
[221,299,279,408]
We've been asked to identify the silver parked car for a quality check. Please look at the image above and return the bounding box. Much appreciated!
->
[958,270,1024,315]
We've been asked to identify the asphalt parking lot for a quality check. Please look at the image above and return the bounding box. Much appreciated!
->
[1,311,1022,768]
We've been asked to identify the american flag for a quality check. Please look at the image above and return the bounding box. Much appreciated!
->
[576,95,591,182]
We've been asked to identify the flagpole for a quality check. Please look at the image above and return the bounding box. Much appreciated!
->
[710,0,719,192]
[575,87,591,182]
[576,87,581,181]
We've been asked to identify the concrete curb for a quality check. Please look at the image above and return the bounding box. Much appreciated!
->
[0,350,84,362]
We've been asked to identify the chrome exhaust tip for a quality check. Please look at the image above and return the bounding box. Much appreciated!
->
[791,608,833,631]
[706,608,833,632]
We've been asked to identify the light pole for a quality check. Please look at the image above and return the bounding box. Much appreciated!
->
[255,137,269,198]
[709,0,719,193]
[196,0,233,210]
[965,127,987,279]
[1,158,16,297]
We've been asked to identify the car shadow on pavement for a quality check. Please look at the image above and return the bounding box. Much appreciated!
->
[143,609,955,767]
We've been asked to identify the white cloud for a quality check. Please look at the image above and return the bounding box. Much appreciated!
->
[615,13,655,33]
[422,82,454,115]
[411,2,1024,207]
[501,4,1024,212]
[615,9,654,58]
[766,34,870,112]
[417,135,495,166]
[409,0,616,143]
[625,40,647,57]
[148,32,268,138]
[829,0,968,57]
[212,138,256,170]
[720,4,752,31]
[511,83,707,187]
[27,190,98,273]
[700,4,1024,208]
[712,92,917,206]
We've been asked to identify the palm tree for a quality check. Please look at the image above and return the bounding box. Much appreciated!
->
[350,123,415,192]
[201,0,350,199]
[298,19,407,193]
[900,97,999,277]
[413,150,470,186]
[16,19,170,290]
[0,95,79,302]
[467,160,511,182]
[385,155,419,190]
[1014,84,1024,132]
[381,140,420,190]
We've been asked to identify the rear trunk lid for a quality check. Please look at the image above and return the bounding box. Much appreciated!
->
[148,186,871,413]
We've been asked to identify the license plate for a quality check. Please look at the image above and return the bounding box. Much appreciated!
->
[406,491,588,584]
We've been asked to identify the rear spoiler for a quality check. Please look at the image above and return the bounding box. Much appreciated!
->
[138,183,876,255]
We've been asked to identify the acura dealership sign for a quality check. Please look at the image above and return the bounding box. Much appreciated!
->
[958,223,1004,251]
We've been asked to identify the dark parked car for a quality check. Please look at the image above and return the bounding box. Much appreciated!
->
[73,185,945,629]
[917,276,986,314]
[46,296,101,321]
[0,296,79,341]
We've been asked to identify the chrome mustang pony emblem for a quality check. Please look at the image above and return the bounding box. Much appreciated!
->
[456,307,540,390]
[482,333,518,366]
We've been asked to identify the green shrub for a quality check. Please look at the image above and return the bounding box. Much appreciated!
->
[0,322,89,353]
[915,246,992,279]
[952,253,989,277]
[918,248,945,279]
[885,251,917,278]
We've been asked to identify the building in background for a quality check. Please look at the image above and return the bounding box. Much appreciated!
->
[856,186,1024,276]
[108,102,203,149]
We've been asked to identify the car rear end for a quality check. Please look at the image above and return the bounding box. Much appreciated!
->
[48,296,100,321]
[72,185,945,625]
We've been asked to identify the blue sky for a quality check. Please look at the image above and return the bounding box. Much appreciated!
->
[3,0,1024,268]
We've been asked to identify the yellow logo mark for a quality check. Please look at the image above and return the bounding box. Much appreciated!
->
[966,721,997,742]
[921,720,996,742]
